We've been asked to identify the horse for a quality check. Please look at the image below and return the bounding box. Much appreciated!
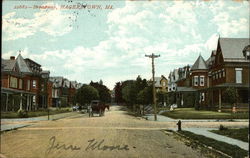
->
[99,104,110,116]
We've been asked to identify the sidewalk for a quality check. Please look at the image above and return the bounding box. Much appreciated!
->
[143,114,249,122]
[1,112,79,132]
[170,127,249,151]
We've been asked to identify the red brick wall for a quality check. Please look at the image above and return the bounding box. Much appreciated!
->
[1,74,9,88]
[190,71,208,89]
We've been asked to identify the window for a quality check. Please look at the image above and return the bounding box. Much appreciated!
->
[194,76,198,86]
[235,68,242,83]
[10,76,18,88]
[27,80,30,90]
[32,80,37,88]
[200,76,204,86]
[162,81,166,86]
[19,79,23,89]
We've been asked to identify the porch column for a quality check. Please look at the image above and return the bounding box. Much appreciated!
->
[6,93,9,111]
[26,95,29,111]
[218,89,221,112]
[19,93,23,110]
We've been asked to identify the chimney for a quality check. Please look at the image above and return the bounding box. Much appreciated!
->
[10,56,15,60]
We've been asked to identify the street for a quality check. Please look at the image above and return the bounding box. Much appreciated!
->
[0,106,248,158]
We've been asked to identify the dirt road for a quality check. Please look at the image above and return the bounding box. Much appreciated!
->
[0,106,248,158]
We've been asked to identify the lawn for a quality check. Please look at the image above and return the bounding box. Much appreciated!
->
[1,108,72,118]
[177,130,248,158]
[161,108,249,119]
[210,128,249,143]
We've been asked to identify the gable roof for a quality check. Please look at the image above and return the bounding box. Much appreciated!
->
[16,54,32,73]
[219,38,249,60]
[191,55,208,70]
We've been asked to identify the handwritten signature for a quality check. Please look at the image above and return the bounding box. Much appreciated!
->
[45,136,130,155]
[85,139,129,151]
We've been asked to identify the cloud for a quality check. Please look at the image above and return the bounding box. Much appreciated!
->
[2,3,75,41]
[2,0,249,89]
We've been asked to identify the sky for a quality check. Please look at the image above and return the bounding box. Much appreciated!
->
[2,0,249,89]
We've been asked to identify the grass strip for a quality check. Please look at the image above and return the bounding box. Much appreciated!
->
[178,130,248,158]
[210,128,249,143]
[161,108,249,119]
[1,108,72,118]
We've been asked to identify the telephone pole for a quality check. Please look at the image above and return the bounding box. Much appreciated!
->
[145,53,160,121]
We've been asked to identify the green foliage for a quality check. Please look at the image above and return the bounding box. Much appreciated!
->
[114,82,123,104]
[90,81,111,103]
[211,128,249,143]
[156,91,168,106]
[137,86,153,105]
[17,109,28,118]
[76,85,99,105]
[223,87,239,106]
[122,82,137,105]
[183,93,196,107]
[168,92,176,105]
[121,76,148,106]
[194,92,200,110]
[60,97,68,107]
[161,108,249,119]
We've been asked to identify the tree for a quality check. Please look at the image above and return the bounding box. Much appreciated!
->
[89,81,111,103]
[122,82,137,106]
[75,85,99,105]
[137,86,153,105]
[223,87,239,107]
[114,82,123,104]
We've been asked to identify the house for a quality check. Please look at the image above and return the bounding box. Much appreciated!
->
[1,54,49,111]
[150,75,168,92]
[173,65,197,107]
[49,77,82,107]
[201,38,249,111]
[168,69,179,92]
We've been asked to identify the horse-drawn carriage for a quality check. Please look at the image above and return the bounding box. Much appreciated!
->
[89,100,109,117]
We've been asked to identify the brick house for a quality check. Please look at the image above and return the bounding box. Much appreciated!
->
[201,38,249,111]
[1,54,49,111]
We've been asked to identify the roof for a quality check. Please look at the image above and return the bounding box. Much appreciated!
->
[151,76,167,87]
[191,55,208,70]
[50,77,64,87]
[176,86,197,92]
[2,59,16,71]
[219,38,250,60]
[16,54,32,73]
